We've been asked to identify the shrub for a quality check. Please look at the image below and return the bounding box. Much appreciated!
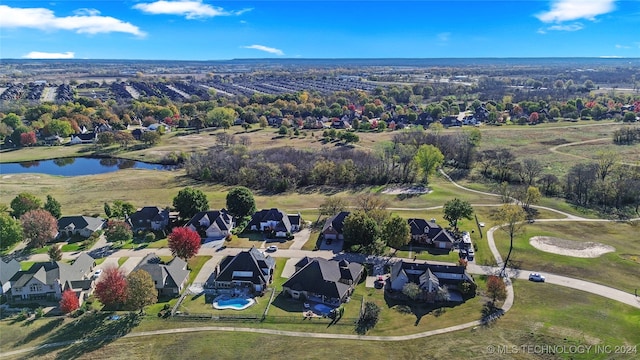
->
[356,302,381,334]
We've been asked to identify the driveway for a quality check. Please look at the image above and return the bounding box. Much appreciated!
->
[191,255,224,286]
[118,257,142,275]
[281,258,301,278]
[288,228,311,250]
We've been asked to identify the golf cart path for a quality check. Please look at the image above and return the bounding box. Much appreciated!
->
[4,175,640,357]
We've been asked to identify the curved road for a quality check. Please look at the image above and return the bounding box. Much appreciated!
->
[3,173,639,357]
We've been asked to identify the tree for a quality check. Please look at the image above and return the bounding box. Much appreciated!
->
[59,289,80,314]
[44,119,74,137]
[105,220,133,243]
[173,187,209,220]
[413,144,444,184]
[206,107,237,128]
[125,269,157,313]
[11,192,41,218]
[104,202,112,218]
[21,209,58,248]
[402,282,421,300]
[492,204,526,275]
[141,131,161,145]
[110,200,135,219]
[318,197,347,216]
[95,266,128,309]
[0,213,23,250]
[486,275,507,304]
[44,195,62,219]
[356,302,381,334]
[48,244,62,262]
[381,215,410,250]
[20,131,37,146]
[225,186,256,219]
[623,111,637,122]
[442,198,474,231]
[342,211,379,250]
[522,186,541,211]
[168,227,201,261]
[356,193,387,213]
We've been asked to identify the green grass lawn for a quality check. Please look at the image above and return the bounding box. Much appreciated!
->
[2,280,638,359]
[187,255,212,284]
[117,257,129,267]
[494,221,640,292]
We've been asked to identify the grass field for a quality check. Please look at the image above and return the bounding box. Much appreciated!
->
[493,221,640,292]
[3,281,638,359]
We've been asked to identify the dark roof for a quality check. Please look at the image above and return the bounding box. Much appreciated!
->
[322,211,350,234]
[133,253,190,290]
[407,218,442,238]
[247,208,292,233]
[58,216,105,232]
[72,133,96,141]
[127,207,168,228]
[390,260,473,287]
[282,258,362,300]
[216,247,275,286]
[185,209,233,232]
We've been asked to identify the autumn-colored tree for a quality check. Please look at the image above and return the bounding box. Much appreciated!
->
[528,112,539,124]
[168,227,201,261]
[104,220,133,243]
[486,275,507,304]
[21,209,58,248]
[59,289,79,314]
[20,131,36,146]
[125,269,157,313]
[95,266,128,309]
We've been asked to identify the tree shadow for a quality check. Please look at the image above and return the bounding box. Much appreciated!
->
[23,312,141,360]
[15,317,64,346]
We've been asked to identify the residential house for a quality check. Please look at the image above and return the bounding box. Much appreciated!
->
[0,259,21,296]
[132,253,190,297]
[8,253,96,304]
[69,132,96,145]
[247,208,302,238]
[321,211,350,241]
[407,218,455,250]
[185,209,234,240]
[440,116,462,128]
[282,257,363,306]
[57,216,105,238]
[331,117,351,129]
[212,247,275,294]
[389,260,475,302]
[126,207,169,232]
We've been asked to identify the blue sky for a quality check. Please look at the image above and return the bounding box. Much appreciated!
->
[0,1,638,59]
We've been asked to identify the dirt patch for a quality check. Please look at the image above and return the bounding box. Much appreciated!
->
[529,236,615,258]
[381,185,431,195]
[619,254,640,264]
[540,138,570,146]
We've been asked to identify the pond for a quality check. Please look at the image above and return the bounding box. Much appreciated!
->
[0,157,171,177]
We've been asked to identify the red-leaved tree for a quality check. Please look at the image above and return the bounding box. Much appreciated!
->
[20,209,58,248]
[486,275,507,304]
[94,266,128,309]
[528,112,539,124]
[20,131,37,147]
[59,289,79,314]
[168,227,201,261]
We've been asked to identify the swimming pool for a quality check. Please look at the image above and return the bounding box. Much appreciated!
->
[213,296,255,310]
[313,303,335,315]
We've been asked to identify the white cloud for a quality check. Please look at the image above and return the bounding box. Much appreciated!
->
[615,44,631,49]
[536,0,616,23]
[437,32,450,42]
[0,5,146,37]
[22,51,75,59]
[73,8,101,16]
[546,23,584,31]
[133,1,252,19]
[242,45,284,56]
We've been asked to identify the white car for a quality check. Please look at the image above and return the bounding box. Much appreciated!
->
[529,273,545,282]
[266,245,278,252]
[92,269,103,280]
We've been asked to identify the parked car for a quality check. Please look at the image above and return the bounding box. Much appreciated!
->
[467,248,475,261]
[92,269,103,280]
[529,273,545,282]
[266,245,278,252]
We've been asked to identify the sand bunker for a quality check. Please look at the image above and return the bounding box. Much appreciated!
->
[529,236,615,258]
[381,185,431,195]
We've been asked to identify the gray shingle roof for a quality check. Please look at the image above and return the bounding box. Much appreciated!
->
[58,216,105,232]
[282,258,362,300]
[322,211,350,234]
